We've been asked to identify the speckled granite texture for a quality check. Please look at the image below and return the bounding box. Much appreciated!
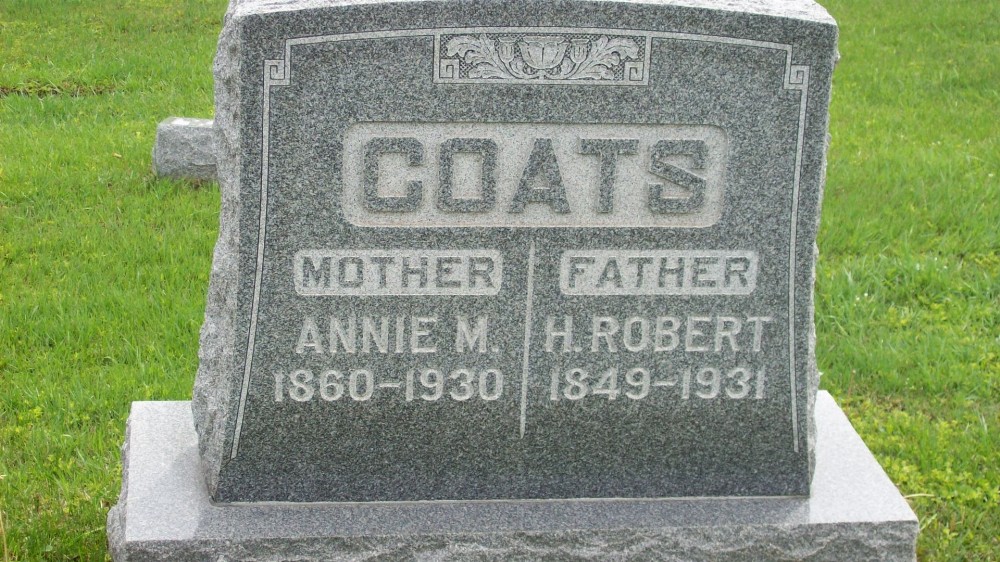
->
[189,0,841,503]
[108,392,917,561]
[152,117,217,181]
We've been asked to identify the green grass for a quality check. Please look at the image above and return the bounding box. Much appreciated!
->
[817,1,999,559]
[0,0,997,559]
[0,1,224,558]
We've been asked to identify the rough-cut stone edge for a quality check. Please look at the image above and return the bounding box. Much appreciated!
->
[108,392,918,561]
[233,0,837,25]
[114,525,919,562]
[805,51,836,486]
[191,0,241,497]
[105,413,131,562]
[806,31,840,477]
[151,117,217,181]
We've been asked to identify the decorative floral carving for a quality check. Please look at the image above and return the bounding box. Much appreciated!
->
[443,34,643,82]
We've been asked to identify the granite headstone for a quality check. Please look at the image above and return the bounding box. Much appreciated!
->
[193,0,835,503]
[109,0,918,559]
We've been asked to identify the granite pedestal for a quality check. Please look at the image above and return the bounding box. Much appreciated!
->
[107,391,917,560]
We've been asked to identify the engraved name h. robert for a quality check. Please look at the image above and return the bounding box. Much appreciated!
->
[342,123,727,228]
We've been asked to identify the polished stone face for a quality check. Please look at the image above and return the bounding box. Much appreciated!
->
[193,0,839,503]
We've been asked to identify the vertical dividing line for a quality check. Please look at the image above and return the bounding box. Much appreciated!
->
[519,239,536,438]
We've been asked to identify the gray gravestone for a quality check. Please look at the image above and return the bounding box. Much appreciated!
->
[197,0,839,503]
[108,0,918,558]
[152,117,216,181]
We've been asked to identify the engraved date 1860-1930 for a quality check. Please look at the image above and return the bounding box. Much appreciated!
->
[274,367,504,403]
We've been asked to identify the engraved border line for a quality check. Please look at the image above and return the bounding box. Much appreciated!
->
[230,59,288,459]
[229,26,809,459]
[519,239,537,438]
[783,64,810,454]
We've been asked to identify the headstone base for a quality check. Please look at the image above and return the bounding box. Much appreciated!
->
[107,391,917,561]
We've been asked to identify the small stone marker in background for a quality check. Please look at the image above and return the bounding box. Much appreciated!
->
[109,0,918,559]
[151,117,216,181]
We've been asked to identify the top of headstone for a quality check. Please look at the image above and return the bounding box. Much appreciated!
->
[229,0,835,25]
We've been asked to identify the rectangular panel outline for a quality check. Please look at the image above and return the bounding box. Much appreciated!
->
[340,122,728,228]
[559,249,758,295]
[294,249,503,296]
[229,27,812,466]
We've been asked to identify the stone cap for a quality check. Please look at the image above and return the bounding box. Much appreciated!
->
[229,0,836,25]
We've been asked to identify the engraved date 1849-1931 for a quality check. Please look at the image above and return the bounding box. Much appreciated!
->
[549,365,765,401]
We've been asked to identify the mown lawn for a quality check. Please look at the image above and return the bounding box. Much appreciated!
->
[0,0,997,559]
